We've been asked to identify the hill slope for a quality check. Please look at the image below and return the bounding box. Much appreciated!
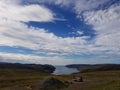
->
[0,62,55,73]
[66,64,120,72]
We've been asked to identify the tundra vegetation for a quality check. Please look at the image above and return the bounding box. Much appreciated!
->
[0,63,120,90]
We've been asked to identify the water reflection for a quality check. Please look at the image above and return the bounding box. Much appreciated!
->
[53,66,79,75]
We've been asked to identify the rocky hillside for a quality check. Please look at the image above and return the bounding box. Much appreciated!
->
[0,62,55,73]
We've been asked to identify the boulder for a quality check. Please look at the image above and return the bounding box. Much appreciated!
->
[40,77,66,90]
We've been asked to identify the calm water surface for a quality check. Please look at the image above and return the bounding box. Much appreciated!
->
[52,66,79,75]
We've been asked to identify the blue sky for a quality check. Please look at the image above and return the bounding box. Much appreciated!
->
[0,0,120,65]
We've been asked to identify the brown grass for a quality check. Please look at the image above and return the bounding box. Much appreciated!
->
[0,69,120,90]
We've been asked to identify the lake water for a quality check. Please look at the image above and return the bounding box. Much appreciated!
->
[52,66,79,75]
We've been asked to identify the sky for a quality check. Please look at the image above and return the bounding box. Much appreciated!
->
[0,0,120,65]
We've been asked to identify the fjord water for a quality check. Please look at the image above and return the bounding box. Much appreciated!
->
[52,66,79,75]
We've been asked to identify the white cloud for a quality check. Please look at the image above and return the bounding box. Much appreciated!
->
[77,31,83,35]
[0,20,91,55]
[0,52,80,65]
[0,52,119,65]
[0,0,94,56]
[83,5,120,27]
[23,0,109,13]
[74,0,109,14]
[0,0,54,22]
[0,0,89,56]
[0,0,120,64]
[83,4,120,54]
[0,19,107,56]
[21,0,73,7]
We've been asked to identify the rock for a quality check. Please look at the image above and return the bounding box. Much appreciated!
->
[78,77,83,82]
[73,77,83,82]
[42,64,56,73]
[40,77,66,90]
[25,85,32,90]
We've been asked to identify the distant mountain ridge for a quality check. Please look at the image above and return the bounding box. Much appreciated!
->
[0,62,55,73]
[66,64,120,72]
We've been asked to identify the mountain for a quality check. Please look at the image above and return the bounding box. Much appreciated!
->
[0,62,55,73]
[66,64,120,73]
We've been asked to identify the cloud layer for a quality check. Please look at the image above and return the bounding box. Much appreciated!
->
[0,0,120,65]
[83,4,120,54]
[0,0,54,22]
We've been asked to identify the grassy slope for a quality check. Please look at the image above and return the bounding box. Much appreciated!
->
[62,71,120,90]
[0,69,120,90]
[0,68,51,89]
